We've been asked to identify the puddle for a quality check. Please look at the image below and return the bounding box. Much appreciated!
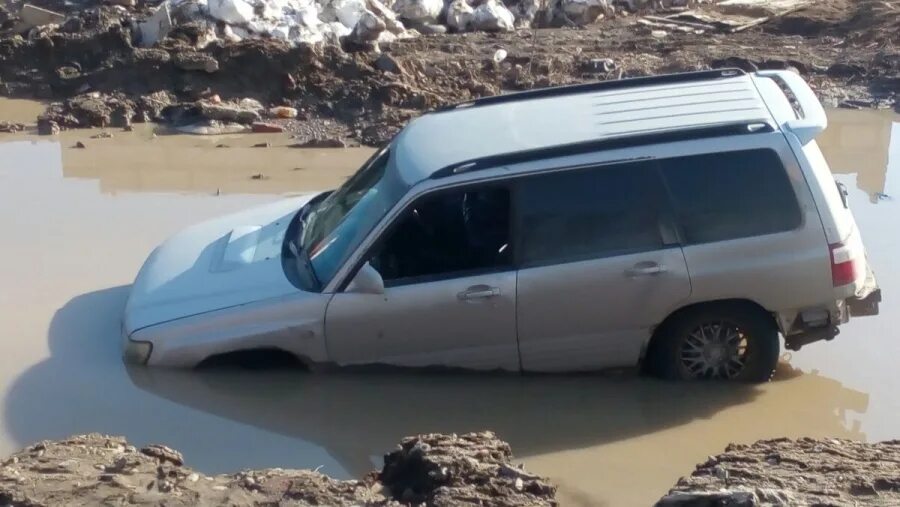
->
[0,105,896,506]
[0,98,46,124]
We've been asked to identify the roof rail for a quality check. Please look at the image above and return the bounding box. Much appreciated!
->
[433,68,748,113]
[430,120,772,179]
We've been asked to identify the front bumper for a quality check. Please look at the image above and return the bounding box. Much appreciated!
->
[122,321,153,365]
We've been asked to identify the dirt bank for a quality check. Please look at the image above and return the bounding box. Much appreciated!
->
[657,437,900,506]
[0,0,897,145]
[0,432,556,506]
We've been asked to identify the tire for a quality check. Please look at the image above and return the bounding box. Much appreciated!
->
[649,304,779,383]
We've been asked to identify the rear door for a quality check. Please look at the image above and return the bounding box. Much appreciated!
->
[514,160,692,372]
[658,142,833,314]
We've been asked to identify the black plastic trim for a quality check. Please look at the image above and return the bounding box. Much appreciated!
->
[430,121,774,180]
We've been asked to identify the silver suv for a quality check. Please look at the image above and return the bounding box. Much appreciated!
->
[124,68,881,382]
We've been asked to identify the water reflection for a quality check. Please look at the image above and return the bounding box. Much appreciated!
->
[818,108,895,202]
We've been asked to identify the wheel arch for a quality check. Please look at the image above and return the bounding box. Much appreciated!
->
[195,347,312,370]
[641,298,779,371]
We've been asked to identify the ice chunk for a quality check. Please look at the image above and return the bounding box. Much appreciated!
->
[446,0,473,32]
[391,0,442,23]
[560,0,608,26]
[207,0,254,25]
[472,0,515,32]
[138,3,172,47]
[332,0,367,28]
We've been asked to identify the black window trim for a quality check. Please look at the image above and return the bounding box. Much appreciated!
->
[336,179,518,291]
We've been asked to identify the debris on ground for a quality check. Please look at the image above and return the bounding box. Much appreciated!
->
[657,437,900,506]
[638,0,814,34]
[0,0,897,146]
[0,432,557,506]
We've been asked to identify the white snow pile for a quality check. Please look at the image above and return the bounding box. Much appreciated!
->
[140,0,419,46]
[137,0,623,47]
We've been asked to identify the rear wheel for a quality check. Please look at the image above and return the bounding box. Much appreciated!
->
[650,305,779,382]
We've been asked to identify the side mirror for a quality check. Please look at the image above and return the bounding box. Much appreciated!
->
[346,262,385,295]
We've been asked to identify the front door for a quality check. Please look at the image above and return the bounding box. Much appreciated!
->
[513,159,692,372]
[325,184,520,371]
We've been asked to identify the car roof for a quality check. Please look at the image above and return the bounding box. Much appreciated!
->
[393,69,781,185]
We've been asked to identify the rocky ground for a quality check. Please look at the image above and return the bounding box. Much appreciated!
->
[657,437,900,506]
[0,0,897,145]
[0,431,556,506]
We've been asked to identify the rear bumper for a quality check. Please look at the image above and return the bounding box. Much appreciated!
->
[847,287,881,317]
[847,265,881,317]
[784,268,880,351]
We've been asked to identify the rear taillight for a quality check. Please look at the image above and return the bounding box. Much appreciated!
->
[830,242,860,287]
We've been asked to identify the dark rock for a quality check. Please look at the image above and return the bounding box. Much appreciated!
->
[173,51,219,73]
[380,432,557,506]
[199,102,260,124]
[375,53,405,74]
[251,122,284,133]
[290,137,347,148]
[581,57,615,74]
[139,444,184,466]
[55,66,80,80]
[132,48,172,66]
[827,63,866,77]
[73,141,86,148]
[37,118,60,135]
[65,94,114,127]
[252,142,270,147]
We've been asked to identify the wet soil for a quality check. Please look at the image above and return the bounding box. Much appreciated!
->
[0,432,556,506]
[0,108,896,506]
[658,438,900,506]
[0,0,898,145]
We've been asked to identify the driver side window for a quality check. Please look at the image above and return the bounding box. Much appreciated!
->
[370,185,512,286]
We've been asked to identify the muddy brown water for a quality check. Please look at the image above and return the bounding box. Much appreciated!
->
[0,99,897,506]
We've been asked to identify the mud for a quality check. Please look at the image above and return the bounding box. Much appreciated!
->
[658,438,900,506]
[0,0,898,145]
[0,432,556,506]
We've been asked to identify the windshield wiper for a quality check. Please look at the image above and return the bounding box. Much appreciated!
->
[298,240,321,291]
[292,213,322,291]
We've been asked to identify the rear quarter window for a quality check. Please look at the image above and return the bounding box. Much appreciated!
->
[661,149,802,244]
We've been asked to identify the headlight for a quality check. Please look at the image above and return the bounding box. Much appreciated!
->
[123,339,153,365]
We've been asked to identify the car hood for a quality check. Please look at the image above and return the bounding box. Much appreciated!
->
[125,194,319,334]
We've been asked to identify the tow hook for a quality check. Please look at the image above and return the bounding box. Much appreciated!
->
[785,326,840,351]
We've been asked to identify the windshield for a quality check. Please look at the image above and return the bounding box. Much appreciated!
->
[299,148,406,288]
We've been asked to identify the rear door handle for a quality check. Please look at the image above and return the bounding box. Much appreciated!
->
[625,262,666,277]
[457,285,501,300]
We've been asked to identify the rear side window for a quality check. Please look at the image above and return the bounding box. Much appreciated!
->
[660,149,801,244]
[516,160,667,266]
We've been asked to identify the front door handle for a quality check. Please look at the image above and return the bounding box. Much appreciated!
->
[625,262,667,277]
[457,285,501,300]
